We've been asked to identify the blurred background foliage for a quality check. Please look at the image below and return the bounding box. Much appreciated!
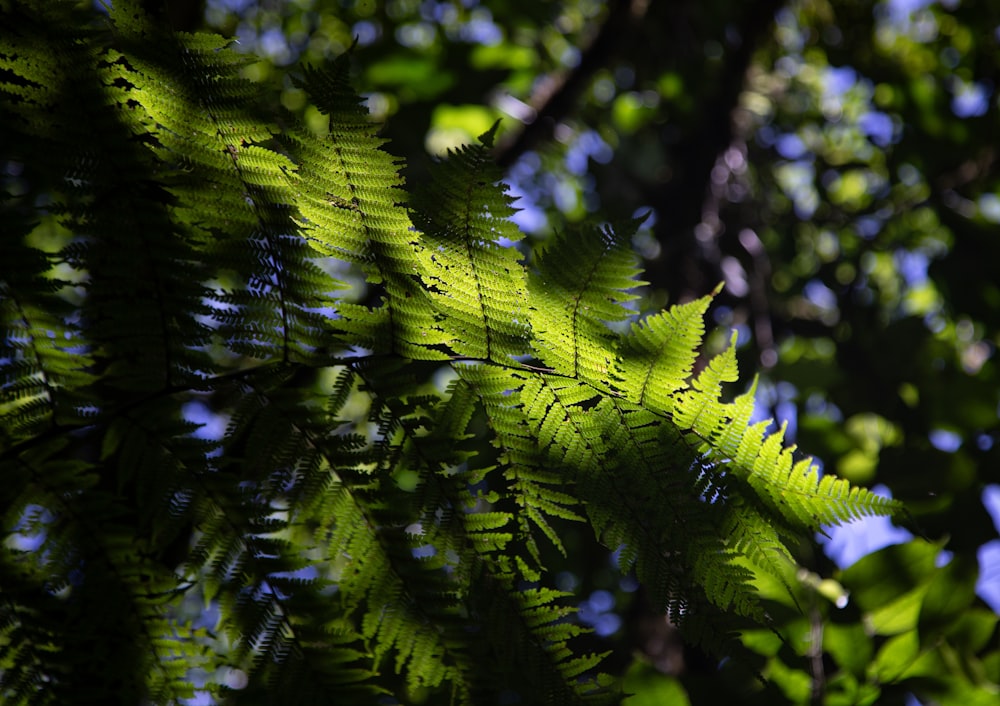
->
[153,0,998,702]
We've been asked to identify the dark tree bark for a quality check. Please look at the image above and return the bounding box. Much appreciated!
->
[641,0,785,299]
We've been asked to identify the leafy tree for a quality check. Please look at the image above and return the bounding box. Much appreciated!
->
[1,1,998,705]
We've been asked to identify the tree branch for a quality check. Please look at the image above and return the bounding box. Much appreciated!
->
[644,0,784,296]
[495,0,650,169]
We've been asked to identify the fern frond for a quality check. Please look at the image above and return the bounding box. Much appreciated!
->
[209,362,488,700]
[412,124,532,362]
[617,289,717,412]
[183,369,379,699]
[529,219,645,382]
[103,20,344,369]
[456,363,586,562]
[481,584,615,705]
[669,339,901,530]
[0,272,96,443]
[0,428,213,704]
[292,63,446,359]
[351,363,617,703]
[0,11,99,442]
[615,285,900,536]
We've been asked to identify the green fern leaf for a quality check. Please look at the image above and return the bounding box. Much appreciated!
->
[412,124,532,362]
[529,220,645,382]
[617,287,718,412]
[293,63,446,359]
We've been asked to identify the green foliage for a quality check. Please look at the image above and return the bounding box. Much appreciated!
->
[0,1,911,704]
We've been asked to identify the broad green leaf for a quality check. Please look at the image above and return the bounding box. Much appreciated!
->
[870,631,919,683]
[622,661,691,706]
[824,622,873,677]
[918,555,979,640]
[868,584,931,635]
[839,540,943,611]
